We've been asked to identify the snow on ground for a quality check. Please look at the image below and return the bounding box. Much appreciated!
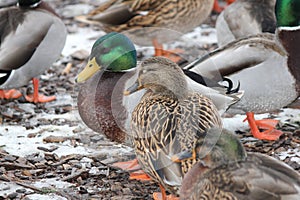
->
[62,27,104,57]
[0,96,132,158]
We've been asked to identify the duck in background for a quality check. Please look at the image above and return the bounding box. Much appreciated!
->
[180,128,300,200]
[124,56,222,200]
[183,0,300,140]
[216,0,276,46]
[0,0,67,103]
[75,0,214,63]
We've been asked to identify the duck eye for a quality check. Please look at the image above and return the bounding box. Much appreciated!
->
[89,64,93,68]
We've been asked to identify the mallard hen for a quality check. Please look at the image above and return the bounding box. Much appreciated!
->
[76,0,214,62]
[124,56,222,199]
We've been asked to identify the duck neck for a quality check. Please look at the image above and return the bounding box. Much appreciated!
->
[149,84,188,101]
[38,1,60,17]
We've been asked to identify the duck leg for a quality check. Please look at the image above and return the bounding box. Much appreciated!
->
[153,185,179,200]
[213,0,235,13]
[213,0,224,13]
[25,78,56,103]
[152,39,183,63]
[244,112,283,140]
[0,89,22,100]
[112,159,152,181]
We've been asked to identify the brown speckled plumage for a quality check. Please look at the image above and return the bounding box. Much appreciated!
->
[89,0,213,33]
[128,57,222,195]
[79,0,214,45]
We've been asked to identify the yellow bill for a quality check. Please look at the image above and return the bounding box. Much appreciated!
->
[75,57,101,83]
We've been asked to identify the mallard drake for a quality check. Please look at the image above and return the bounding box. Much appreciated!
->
[180,128,300,200]
[216,0,276,46]
[75,0,214,62]
[124,56,222,199]
[76,32,138,143]
[183,0,300,140]
[0,0,67,103]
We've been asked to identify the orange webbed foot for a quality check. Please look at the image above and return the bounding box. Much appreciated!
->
[25,94,56,103]
[213,0,235,13]
[112,159,140,171]
[213,0,224,13]
[25,78,56,103]
[0,89,22,99]
[112,159,152,181]
[129,170,152,181]
[152,39,184,63]
[244,112,283,141]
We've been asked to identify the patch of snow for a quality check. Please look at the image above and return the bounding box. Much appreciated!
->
[180,25,218,46]
[0,182,29,197]
[0,124,83,157]
[62,27,104,57]
[0,121,133,157]
[24,194,68,200]
[61,4,94,18]
[278,149,300,162]
[32,178,74,189]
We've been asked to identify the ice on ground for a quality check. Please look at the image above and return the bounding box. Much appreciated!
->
[62,27,105,57]
[24,194,68,200]
[32,178,74,189]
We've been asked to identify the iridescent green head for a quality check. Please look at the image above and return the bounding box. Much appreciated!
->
[275,0,300,26]
[76,32,137,83]
[18,0,41,7]
[202,128,247,167]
